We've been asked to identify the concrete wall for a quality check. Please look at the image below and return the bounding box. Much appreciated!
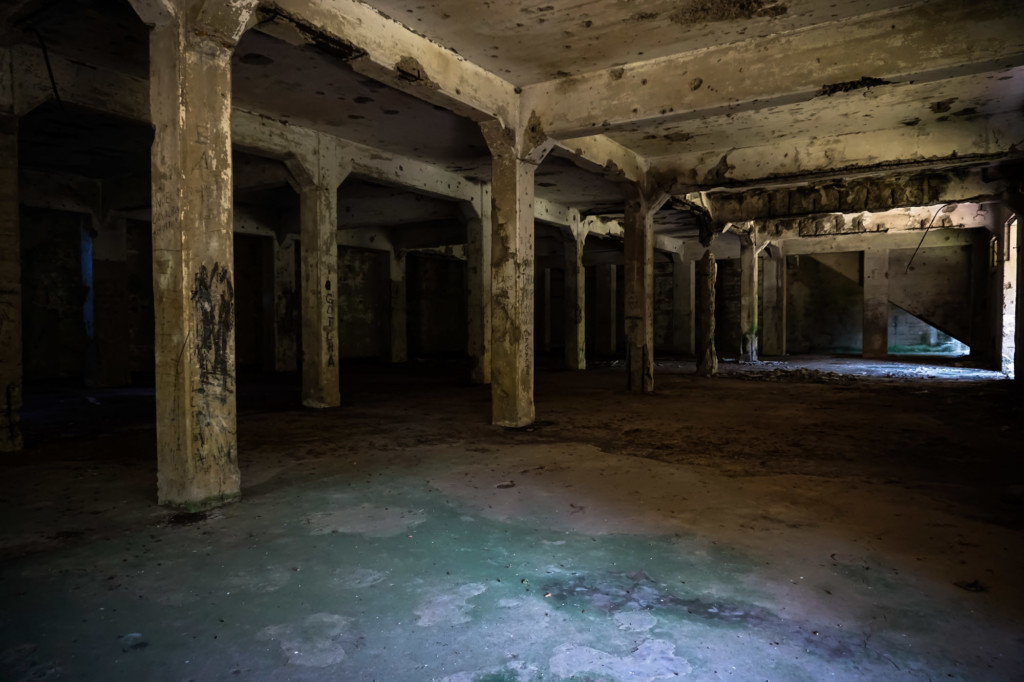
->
[653,261,673,352]
[126,220,154,374]
[787,253,863,354]
[233,234,269,369]
[20,207,85,381]
[715,259,743,358]
[338,246,389,360]
[407,252,467,357]
[888,246,972,344]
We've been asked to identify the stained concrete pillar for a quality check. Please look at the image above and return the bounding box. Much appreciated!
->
[88,212,132,387]
[479,118,554,427]
[624,186,668,392]
[389,249,407,363]
[695,249,718,377]
[0,114,21,452]
[564,211,585,370]
[739,233,759,362]
[670,249,695,356]
[594,263,617,356]
[146,2,256,509]
[464,194,491,384]
[862,248,889,358]
[1015,211,1023,381]
[762,247,787,357]
[295,143,349,408]
[272,235,298,372]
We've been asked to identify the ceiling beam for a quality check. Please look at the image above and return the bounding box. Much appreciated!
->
[262,0,517,126]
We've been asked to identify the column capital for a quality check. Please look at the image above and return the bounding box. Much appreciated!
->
[480,110,555,166]
[286,136,352,193]
[129,0,258,49]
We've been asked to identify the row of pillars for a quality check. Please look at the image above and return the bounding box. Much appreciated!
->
[3,1,1022,512]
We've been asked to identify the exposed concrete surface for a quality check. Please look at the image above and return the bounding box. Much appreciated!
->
[2,362,1022,680]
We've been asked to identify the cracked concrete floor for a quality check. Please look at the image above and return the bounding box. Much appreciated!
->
[2,360,1022,681]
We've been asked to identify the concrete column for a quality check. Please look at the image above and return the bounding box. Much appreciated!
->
[272,235,298,372]
[671,250,695,355]
[389,248,407,363]
[862,248,889,358]
[464,193,491,384]
[480,118,554,427]
[87,212,132,387]
[624,186,668,393]
[564,212,585,370]
[540,268,552,353]
[148,7,253,509]
[0,114,21,452]
[297,143,348,408]
[762,248,787,357]
[1002,212,1017,376]
[594,264,617,356]
[1015,211,1023,381]
[695,249,718,376]
[739,234,759,362]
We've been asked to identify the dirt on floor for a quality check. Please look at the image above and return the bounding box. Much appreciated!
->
[1,356,1022,681]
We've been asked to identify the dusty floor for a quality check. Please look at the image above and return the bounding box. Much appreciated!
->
[2,357,1023,681]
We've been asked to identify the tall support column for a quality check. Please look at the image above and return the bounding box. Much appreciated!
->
[594,264,617,356]
[89,212,132,386]
[272,235,298,372]
[739,232,760,362]
[564,210,585,370]
[464,192,491,384]
[695,249,718,376]
[0,113,21,452]
[624,186,668,392]
[295,140,348,408]
[389,248,407,363]
[862,248,889,358]
[1015,209,1023,381]
[762,246,787,357]
[146,1,256,509]
[671,248,695,355]
[480,117,554,427]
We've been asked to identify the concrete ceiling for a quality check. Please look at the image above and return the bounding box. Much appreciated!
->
[363,0,909,86]
[6,0,1023,255]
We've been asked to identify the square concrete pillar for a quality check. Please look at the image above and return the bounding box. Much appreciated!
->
[671,251,695,355]
[87,212,132,387]
[389,249,408,363]
[298,157,347,408]
[761,250,787,357]
[272,235,299,372]
[862,248,889,358]
[464,194,491,385]
[480,119,554,427]
[739,236,759,362]
[624,187,668,392]
[148,21,245,509]
[564,218,585,370]
[594,263,617,356]
[695,249,718,376]
[0,114,22,452]
[1015,210,1023,381]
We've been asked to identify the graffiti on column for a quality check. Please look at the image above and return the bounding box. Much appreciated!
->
[325,278,336,368]
[191,263,235,394]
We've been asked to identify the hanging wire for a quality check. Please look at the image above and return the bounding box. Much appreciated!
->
[905,204,952,274]
[28,25,64,110]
